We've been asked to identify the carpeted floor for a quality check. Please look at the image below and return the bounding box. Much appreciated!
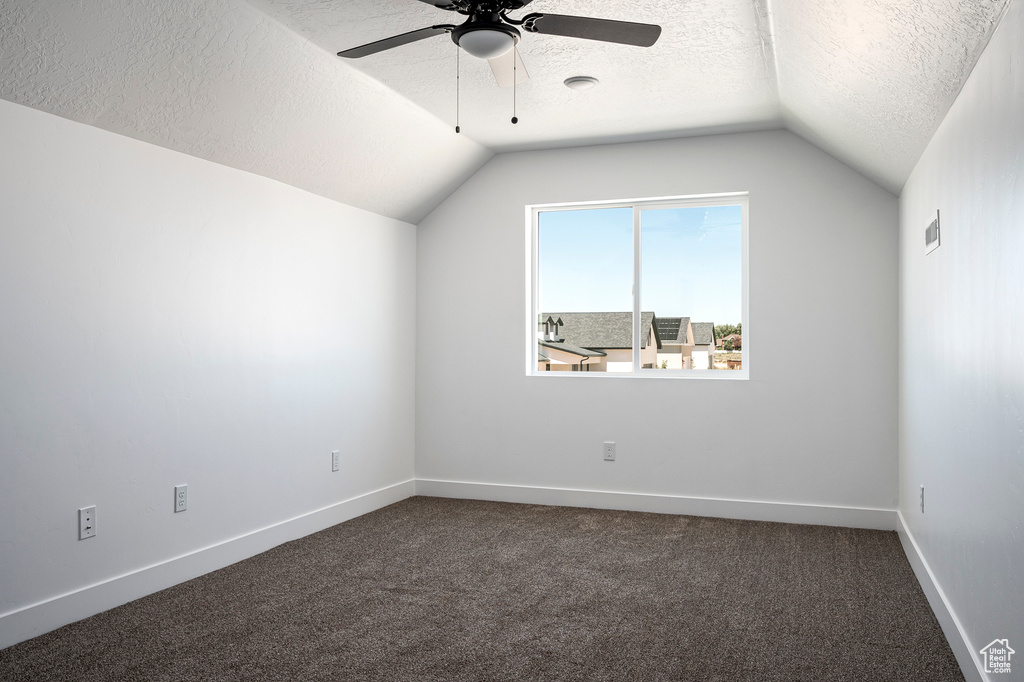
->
[0,497,964,681]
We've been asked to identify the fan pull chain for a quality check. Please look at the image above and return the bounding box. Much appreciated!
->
[455,46,461,134]
[511,49,519,125]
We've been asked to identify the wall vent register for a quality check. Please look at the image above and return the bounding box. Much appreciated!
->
[925,211,940,255]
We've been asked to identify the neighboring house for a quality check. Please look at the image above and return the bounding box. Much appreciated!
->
[712,332,743,370]
[690,322,716,369]
[655,318,716,370]
[720,331,745,348]
[654,317,693,369]
[538,312,659,372]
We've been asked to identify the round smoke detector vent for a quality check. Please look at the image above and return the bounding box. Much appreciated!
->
[564,76,599,91]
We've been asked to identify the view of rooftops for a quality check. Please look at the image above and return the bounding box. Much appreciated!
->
[536,201,743,373]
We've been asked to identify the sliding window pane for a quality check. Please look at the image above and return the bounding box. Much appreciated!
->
[537,207,633,373]
[640,205,742,370]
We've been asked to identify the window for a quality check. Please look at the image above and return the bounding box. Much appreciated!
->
[528,193,748,378]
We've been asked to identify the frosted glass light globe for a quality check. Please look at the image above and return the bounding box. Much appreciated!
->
[459,29,515,59]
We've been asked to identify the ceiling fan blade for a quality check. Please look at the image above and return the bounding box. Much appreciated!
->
[337,25,454,59]
[416,0,536,8]
[522,14,662,48]
[417,0,460,9]
[488,47,530,88]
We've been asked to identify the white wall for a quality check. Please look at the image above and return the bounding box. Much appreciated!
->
[0,99,416,647]
[899,0,1024,675]
[417,130,899,514]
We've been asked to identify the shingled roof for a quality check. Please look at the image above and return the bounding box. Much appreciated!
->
[539,312,658,351]
[653,317,691,345]
[691,322,716,346]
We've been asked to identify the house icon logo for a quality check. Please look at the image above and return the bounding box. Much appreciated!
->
[979,638,1014,674]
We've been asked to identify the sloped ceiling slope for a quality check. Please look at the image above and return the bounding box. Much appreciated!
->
[772,0,1011,193]
[0,0,1012,217]
[247,0,782,151]
[0,0,492,223]
[249,0,1010,195]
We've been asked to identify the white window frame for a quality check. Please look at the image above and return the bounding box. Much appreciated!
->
[526,192,749,379]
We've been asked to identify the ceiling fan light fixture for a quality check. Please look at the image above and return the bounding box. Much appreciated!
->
[564,76,599,91]
[457,26,517,59]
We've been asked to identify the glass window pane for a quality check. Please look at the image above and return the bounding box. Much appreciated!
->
[537,207,633,373]
[640,205,743,371]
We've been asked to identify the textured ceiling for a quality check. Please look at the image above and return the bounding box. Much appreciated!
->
[247,0,1011,194]
[0,0,491,223]
[247,0,782,150]
[772,0,1011,193]
[0,0,1013,220]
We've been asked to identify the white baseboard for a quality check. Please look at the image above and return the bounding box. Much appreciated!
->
[896,511,986,682]
[16,478,974,679]
[0,479,415,651]
[414,479,898,530]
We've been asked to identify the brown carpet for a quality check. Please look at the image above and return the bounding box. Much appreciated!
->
[0,497,963,681]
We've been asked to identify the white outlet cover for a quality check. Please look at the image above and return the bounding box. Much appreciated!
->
[79,506,96,540]
[175,485,188,513]
[332,450,340,472]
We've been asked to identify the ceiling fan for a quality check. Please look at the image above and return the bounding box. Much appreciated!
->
[337,0,662,89]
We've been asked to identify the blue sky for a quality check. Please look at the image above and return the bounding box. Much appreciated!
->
[538,204,742,325]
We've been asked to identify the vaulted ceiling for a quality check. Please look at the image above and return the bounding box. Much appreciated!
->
[0,0,1011,223]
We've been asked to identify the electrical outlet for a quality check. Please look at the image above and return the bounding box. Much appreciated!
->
[920,485,925,513]
[175,484,188,513]
[603,441,616,461]
[79,506,96,540]
[332,450,340,472]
